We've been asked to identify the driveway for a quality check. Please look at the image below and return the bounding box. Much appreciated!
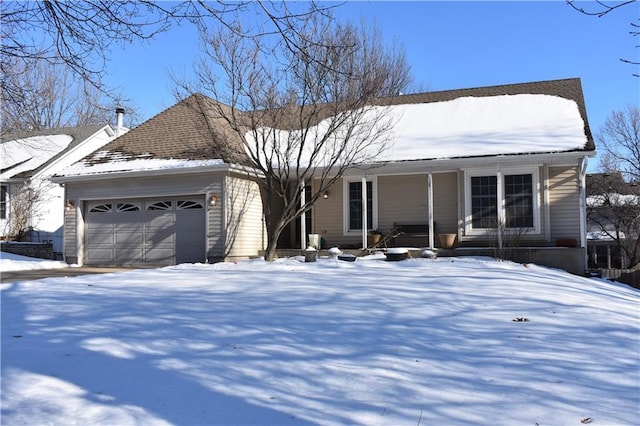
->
[0,267,136,284]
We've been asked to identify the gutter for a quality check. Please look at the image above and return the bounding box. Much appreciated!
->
[52,163,263,184]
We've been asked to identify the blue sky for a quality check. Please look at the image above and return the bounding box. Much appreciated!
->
[104,1,639,172]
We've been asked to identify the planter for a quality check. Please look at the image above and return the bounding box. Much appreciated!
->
[304,247,317,262]
[438,233,457,249]
[385,247,408,261]
[338,254,357,262]
[367,233,383,247]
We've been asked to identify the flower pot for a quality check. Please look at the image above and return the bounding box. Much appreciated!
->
[304,247,317,262]
[367,234,383,247]
[438,233,457,249]
[385,247,408,261]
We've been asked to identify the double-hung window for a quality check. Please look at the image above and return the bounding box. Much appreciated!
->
[466,168,539,233]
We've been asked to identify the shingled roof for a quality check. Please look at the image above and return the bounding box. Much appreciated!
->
[81,94,252,167]
[79,77,594,170]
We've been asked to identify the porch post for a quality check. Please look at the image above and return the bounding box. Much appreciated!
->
[361,174,368,249]
[427,169,435,249]
[496,166,504,250]
[300,179,306,249]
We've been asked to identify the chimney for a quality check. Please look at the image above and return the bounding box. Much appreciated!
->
[115,107,125,137]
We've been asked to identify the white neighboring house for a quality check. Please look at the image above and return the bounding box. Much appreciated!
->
[1,115,127,255]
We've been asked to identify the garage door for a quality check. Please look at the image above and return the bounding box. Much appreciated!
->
[85,197,206,265]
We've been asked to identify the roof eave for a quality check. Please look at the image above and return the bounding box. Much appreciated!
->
[52,162,262,184]
[338,150,596,177]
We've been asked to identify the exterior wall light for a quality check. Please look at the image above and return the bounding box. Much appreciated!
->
[65,200,75,211]
[323,191,329,199]
[209,194,220,207]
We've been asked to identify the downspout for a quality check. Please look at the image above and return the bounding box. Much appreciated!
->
[427,169,435,249]
[362,173,368,250]
[579,156,588,272]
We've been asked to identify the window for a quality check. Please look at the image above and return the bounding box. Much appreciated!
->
[147,201,172,211]
[116,203,141,212]
[471,176,497,228]
[89,203,113,213]
[505,174,533,228]
[0,185,6,220]
[466,168,539,233]
[177,200,203,210]
[344,178,377,233]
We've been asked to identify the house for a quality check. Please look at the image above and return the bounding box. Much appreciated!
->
[586,172,640,272]
[54,78,595,274]
[1,114,127,255]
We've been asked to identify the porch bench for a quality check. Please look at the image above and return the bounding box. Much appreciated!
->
[392,223,432,247]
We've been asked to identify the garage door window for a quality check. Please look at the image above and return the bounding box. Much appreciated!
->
[177,200,203,210]
[147,201,172,211]
[90,203,112,213]
[117,202,141,212]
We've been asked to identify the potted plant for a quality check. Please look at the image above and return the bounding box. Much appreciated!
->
[367,230,383,247]
[438,233,457,249]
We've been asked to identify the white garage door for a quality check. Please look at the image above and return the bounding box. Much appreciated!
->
[85,197,206,266]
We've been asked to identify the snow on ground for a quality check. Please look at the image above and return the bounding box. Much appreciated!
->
[1,256,638,425]
[0,251,68,272]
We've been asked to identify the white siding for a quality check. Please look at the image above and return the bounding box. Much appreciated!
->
[313,181,348,247]
[378,175,429,232]
[224,176,265,259]
[548,166,581,241]
[432,172,458,234]
[63,203,78,262]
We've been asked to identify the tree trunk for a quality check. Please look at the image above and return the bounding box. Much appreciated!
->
[263,221,287,261]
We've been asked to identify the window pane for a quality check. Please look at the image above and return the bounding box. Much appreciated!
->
[147,201,172,211]
[0,185,6,220]
[471,176,497,228]
[505,174,533,228]
[177,200,203,210]
[349,181,373,231]
[89,203,112,213]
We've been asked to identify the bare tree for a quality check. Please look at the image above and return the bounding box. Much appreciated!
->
[1,1,338,93]
[566,0,639,76]
[587,173,640,268]
[177,16,411,261]
[1,58,119,132]
[2,179,53,242]
[597,105,640,183]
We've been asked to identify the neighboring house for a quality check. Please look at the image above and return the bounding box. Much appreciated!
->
[55,78,595,274]
[586,172,640,271]
[1,114,126,254]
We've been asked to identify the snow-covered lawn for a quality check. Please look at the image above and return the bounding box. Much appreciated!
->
[1,251,68,272]
[2,256,638,425]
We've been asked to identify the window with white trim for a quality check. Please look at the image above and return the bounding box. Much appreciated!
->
[343,177,377,233]
[0,185,7,220]
[466,168,539,233]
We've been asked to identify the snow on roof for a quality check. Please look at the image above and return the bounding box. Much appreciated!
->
[60,151,225,176]
[587,194,640,207]
[248,93,588,166]
[382,94,587,161]
[1,135,73,180]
